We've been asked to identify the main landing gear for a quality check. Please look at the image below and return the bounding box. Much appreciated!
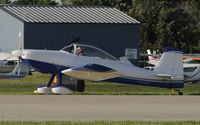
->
[34,74,74,95]
[171,88,183,95]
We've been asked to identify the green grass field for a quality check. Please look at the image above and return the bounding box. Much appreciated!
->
[0,73,200,95]
[0,121,200,125]
[0,74,200,124]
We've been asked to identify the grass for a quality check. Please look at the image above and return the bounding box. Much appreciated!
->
[0,73,200,95]
[0,121,200,125]
[0,73,48,95]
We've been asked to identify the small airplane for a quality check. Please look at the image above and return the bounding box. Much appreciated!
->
[12,37,184,95]
[183,56,200,62]
[0,32,29,79]
[0,52,18,73]
[0,62,29,79]
[146,49,200,83]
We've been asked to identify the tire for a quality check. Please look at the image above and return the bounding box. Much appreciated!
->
[77,80,85,92]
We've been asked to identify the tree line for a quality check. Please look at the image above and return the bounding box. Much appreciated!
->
[1,0,200,53]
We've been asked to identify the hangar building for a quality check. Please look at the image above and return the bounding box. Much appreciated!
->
[0,5,140,58]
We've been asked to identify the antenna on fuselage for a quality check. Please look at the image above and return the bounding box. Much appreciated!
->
[60,36,81,53]
[68,36,80,45]
[68,37,80,53]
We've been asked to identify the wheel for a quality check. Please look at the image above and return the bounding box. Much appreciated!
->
[178,91,183,95]
[77,80,85,92]
[175,90,183,95]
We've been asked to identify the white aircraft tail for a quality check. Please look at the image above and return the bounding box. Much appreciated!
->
[0,62,29,79]
[11,62,29,77]
[154,46,183,80]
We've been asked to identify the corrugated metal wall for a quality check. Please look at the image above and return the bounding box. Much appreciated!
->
[24,23,139,58]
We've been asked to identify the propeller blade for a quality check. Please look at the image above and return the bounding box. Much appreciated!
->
[18,31,22,50]
[11,50,23,58]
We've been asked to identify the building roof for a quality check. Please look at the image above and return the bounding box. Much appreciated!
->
[0,5,139,24]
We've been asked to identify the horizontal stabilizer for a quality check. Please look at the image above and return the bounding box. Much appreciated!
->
[61,64,123,81]
[183,58,193,63]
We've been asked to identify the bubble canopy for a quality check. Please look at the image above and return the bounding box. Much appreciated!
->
[61,44,118,61]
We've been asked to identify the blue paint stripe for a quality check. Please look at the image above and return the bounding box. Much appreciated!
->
[164,46,182,53]
[105,77,184,88]
[22,59,70,74]
[72,64,113,72]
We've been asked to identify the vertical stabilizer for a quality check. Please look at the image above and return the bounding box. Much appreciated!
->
[8,62,29,77]
[154,46,183,80]
[0,62,29,79]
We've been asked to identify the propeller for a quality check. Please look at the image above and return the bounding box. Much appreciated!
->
[11,31,23,76]
[12,32,23,58]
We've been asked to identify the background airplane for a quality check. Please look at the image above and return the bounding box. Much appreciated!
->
[146,49,200,83]
[0,52,18,73]
[0,32,29,79]
[0,62,29,79]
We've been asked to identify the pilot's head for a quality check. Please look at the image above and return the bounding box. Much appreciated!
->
[76,47,83,55]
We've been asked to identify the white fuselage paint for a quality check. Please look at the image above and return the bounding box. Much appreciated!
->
[21,49,176,82]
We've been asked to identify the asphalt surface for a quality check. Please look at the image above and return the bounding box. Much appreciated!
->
[0,95,199,121]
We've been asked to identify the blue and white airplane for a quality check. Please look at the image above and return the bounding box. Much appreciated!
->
[12,39,184,95]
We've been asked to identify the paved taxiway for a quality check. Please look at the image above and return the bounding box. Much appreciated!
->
[0,95,199,121]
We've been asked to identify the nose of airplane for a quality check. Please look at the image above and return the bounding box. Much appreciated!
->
[11,50,23,58]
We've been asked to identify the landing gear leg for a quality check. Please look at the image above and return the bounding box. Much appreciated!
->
[34,74,56,94]
[57,73,62,86]
[51,74,74,94]
[47,74,56,87]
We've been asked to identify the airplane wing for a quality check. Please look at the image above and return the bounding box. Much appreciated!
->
[61,64,123,81]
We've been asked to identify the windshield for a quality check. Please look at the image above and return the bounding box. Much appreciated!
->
[61,44,118,61]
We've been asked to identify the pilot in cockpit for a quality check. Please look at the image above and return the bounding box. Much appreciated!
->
[76,47,84,56]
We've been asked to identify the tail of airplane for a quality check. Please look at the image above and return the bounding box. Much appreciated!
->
[11,62,29,77]
[0,62,29,79]
[154,46,183,80]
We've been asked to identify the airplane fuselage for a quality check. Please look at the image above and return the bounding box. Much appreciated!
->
[21,49,184,88]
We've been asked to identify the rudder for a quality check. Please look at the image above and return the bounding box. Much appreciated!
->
[153,46,183,80]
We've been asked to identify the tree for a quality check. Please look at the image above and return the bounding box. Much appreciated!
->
[189,0,200,53]
[12,0,58,5]
[66,0,102,6]
[0,0,11,4]
[130,0,198,53]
